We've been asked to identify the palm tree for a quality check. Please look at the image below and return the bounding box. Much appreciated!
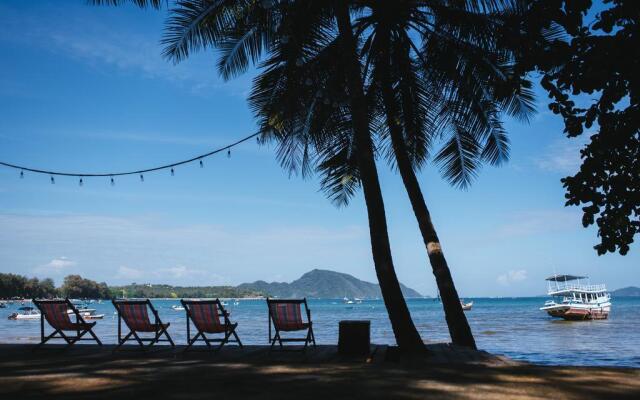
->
[350,0,536,349]
[93,0,426,351]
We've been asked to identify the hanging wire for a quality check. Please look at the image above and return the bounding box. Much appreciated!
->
[0,132,259,179]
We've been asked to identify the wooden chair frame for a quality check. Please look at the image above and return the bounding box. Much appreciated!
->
[181,299,243,352]
[112,299,174,351]
[32,298,102,349]
[267,298,316,351]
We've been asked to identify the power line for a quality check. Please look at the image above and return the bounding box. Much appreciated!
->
[0,133,259,181]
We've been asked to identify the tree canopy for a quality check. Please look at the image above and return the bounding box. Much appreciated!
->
[515,0,639,255]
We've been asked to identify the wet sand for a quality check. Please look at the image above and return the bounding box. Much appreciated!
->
[0,344,638,399]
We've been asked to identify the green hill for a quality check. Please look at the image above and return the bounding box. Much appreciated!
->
[237,269,423,299]
[611,286,640,297]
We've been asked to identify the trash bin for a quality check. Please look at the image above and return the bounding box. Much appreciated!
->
[338,320,370,356]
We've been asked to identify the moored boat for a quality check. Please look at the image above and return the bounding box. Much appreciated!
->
[7,306,40,320]
[540,274,611,320]
[460,300,473,311]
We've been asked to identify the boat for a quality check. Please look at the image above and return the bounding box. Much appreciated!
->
[69,303,104,319]
[171,305,185,311]
[7,307,40,320]
[540,274,611,320]
[460,300,473,311]
[0,301,6,308]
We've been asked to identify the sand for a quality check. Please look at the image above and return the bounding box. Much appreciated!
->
[0,344,638,399]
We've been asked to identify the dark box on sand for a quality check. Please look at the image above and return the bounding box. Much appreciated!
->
[338,320,370,356]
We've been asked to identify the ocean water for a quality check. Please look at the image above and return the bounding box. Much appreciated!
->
[1,297,638,367]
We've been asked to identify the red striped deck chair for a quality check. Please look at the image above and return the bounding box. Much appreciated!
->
[267,298,316,351]
[112,299,174,350]
[32,298,102,349]
[181,299,242,352]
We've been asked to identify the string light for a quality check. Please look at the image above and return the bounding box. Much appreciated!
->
[171,168,175,176]
[0,132,259,184]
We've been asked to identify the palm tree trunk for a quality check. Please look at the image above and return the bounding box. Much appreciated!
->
[334,2,424,352]
[378,49,477,349]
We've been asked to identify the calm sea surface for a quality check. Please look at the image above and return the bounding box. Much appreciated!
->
[1,297,639,367]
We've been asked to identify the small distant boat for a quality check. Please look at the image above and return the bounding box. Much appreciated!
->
[354,298,363,304]
[460,300,473,311]
[171,305,185,311]
[7,306,40,320]
[343,296,354,304]
[0,301,6,308]
[540,274,611,320]
[220,301,229,306]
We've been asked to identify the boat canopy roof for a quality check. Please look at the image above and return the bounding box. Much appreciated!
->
[545,274,587,282]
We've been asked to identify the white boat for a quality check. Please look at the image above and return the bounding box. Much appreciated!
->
[7,307,40,320]
[460,300,473,311]
[171,305,185,311]
[540,274,611,320]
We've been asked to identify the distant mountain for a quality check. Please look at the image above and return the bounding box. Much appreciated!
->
[237,269,423,299]
[612,286,640,297]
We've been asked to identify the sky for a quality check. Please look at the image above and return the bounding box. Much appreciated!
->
[0,0,637,297]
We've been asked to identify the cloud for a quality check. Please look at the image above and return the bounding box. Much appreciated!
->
[497,269,527,286]
[0,4,252,96]
[33,257,77,274]
[533,136,590,175]
[116,266,144,281]
[494,209,581,237]
[0,213,368,286]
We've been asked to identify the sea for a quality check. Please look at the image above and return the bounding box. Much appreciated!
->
[1,297,639,367]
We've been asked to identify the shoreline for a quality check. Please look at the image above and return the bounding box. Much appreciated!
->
[0,343,638,399]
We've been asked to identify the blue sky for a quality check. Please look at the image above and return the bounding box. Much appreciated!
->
[0,0,637,297]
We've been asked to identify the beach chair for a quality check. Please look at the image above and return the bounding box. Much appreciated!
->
[32,298,102,349]
[112,299,174,350]
[267,298,316,350]
[181,299,243,352]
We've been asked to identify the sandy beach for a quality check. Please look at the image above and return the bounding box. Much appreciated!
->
[1,344,638,400]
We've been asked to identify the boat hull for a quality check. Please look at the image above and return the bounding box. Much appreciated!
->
[545,306,609,320]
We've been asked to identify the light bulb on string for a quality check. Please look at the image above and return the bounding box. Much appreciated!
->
[110,176,115,186]
[50,176,55,184]
[171,168,175,176]
[20,170,24,179]
[140,174,144,182]
[79,178,83,187]
[227,148,231,158]
[199,159,204,168]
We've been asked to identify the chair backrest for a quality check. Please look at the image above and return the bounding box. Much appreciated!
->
[182,300,225,332]
[34,299,77,331]
[267,299,308,330]
[114,300,155,332]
